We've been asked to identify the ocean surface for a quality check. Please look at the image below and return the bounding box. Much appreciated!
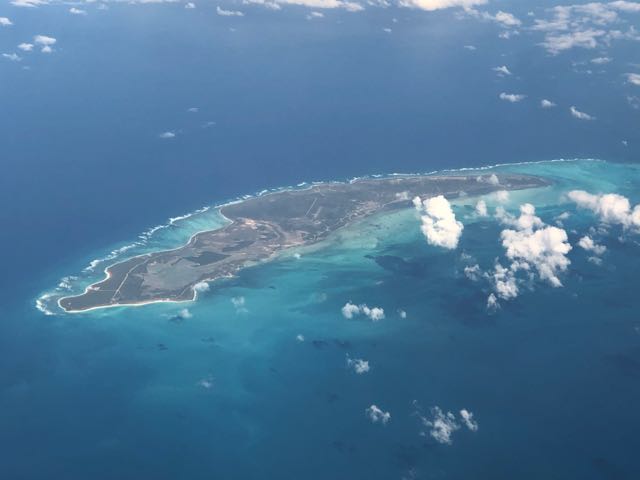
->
[2,159,639,479]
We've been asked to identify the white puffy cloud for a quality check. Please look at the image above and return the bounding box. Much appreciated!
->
[0,17,13,26]
[217,5,244,16]
[342,301,361,319]
[627,73,640,85]
[185,2,196,8]
[399,0,486,11]
[193,281,210,293]
[296,333,305,342]
[491,262,519,299]
[494,190,510,203]
[159,131,176,139]
[366,405,391,424]
[568,190,640,229]
[464,263,481,281]
[69,7,87,15]
[578,235,606,255]
[476,173,500,186]
[421,407,460,445]
[475,200,488,217]
[307,10,324,18]
[34,35,56,53]
[499,92,526,102]
[486,292,499,311]
[591,56,612,64]
[342,302,385,321]
[414,195,464,249]
[34,34,56,46]
[541,99,557,108]
[570,106,595,120]
[346,355,370,374]
[18,43,33,52]
[459,409,479,431]
[499,204,572,288]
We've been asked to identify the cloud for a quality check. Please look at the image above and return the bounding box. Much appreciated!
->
[421,407,460,445]
[193,281,210,293]
[34,34,56,46]
[494,190,509,203]
[296,333,305,342]
[159,131,176,139]
[342,302,385,321]
[0,17,13,26]
[464,44,477,50]
[626,73,640,85]
[307,10,324,18]
[464,263,481,281]
[185,1,196,7]
[499,204,572,289]
[491,262,519,299]
[493,65,512,76]
[570,106,595,120]
[217,5,244,16]
[34,35,56,53]
[398,309,407,318]
[413,195,464,249]
[197,375,214,389]
[591,56,612,64]
[366,405,391,425]
[347,355,370,374]
[2,53,21,62]
[11,0,49,6]
[69,7,87,15]
[577,235,606,255]
[499,92,526,102]
[459,409,479,431]
[399,0,487,12]
[174,308,192,320]
[465,8,522,28]
[231,296,248,313]
[568,190,640,229]
[18,43,33,52]
[486,292,499,311]
[533,3,640,54]
[541,99,557,108]
[247,0,363,11]
[476,174,500,186]
[475,200,488,217]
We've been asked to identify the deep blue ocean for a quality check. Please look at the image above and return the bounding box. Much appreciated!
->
[1,2,640,479]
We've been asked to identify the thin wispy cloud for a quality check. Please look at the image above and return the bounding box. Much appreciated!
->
[499,92,526,102]
[217,5,244,16]
[570,106,595,120]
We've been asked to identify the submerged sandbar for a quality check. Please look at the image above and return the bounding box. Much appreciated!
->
[59,173,549,312]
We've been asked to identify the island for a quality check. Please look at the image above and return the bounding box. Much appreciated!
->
[59,173,549,312]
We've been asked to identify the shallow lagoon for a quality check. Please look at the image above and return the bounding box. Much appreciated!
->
[7,160,640,479]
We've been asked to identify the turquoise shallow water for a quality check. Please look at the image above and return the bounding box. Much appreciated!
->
[7,160,640,479]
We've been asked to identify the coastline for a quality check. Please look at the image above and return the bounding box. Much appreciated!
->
[53,168,551,314]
